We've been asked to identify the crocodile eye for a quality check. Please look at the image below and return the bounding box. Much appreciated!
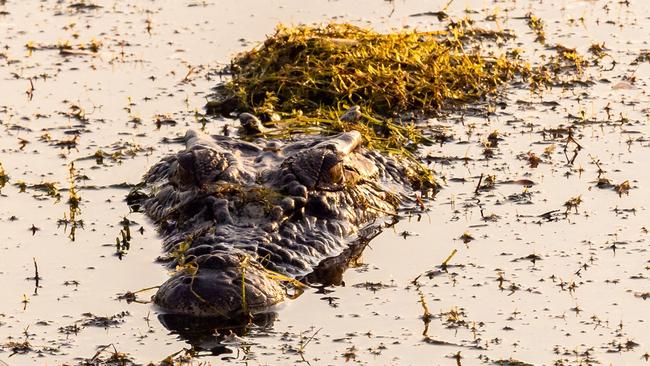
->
[320,153,345,185]
[193,149,229,183]
[172,149,229,187]
[172,152,195,186]
[328,164,344,185]
[288,148,346,189]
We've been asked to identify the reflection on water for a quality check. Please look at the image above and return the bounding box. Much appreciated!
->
[157,312,274,358]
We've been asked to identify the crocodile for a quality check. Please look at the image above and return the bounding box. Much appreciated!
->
[128,117,434,319]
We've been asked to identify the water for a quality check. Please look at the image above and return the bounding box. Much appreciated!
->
[1,0,649,364]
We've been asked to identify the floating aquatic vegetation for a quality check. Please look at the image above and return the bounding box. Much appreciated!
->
[4,340,32,356]
[459,231,474,244]
[588,42,608,59]
[0,161,8,190]
[115,217,131,259]
[81,311,129,328]
[526,151,541,168]
[208,23,559,119]
[564,196,582,213]
[552,44,588,74]
[57,163,83,241]
[205,23,589,192]
[631,49,650,65]
[25,38,102,56]
[614,180,630,196]
[32,181,61,200]
[525,12,546,43]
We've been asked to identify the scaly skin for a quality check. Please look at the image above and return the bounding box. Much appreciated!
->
[129,126,432,317]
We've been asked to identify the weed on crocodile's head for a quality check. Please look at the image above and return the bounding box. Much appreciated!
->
[206,22,548,117]
[206,21,590,194]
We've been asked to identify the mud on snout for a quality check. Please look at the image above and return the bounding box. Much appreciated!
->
[153,253,288,318]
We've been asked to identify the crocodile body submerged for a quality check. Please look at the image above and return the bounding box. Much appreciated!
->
[129,121,432,318]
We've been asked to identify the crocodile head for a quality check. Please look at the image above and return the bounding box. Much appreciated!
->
[131,125,425,319]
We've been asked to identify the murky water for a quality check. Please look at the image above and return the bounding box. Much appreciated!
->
[1,0,650,365]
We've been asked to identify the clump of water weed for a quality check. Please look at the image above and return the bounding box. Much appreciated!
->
[206,23,588,192]
[207,22,563,119]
